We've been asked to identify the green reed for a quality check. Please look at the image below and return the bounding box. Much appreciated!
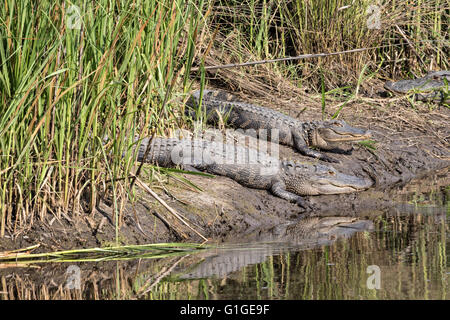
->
[0,243,210,264]
[0,0,207,236]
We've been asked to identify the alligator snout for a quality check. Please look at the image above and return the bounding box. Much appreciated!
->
[318,121,371,143]
[311,171,373,195]
[325,129,372,142]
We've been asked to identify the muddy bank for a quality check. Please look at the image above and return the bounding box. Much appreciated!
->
[0,93,449,252]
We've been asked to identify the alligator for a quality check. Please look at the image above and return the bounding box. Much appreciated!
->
[384,70,449,103]
[137,137,373,208]
[175,217,374,280]
[186,89,372,163]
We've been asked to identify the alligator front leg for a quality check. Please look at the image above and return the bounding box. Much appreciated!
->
[295,144,339,163]
[270,181,308,208]
[292,134,339,163]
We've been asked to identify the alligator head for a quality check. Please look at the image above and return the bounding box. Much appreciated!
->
[384,70,449,103]
[285,216,374,242]
[308,120,371,151]
[282,162,373,196]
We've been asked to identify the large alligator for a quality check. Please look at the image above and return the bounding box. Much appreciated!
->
[175,217,374,280]
[137,137,373,208]
[186,89,371,163]
[384,70,449,103]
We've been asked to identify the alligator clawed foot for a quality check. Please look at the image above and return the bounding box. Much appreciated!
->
[326,147,353,155]
[295,196,307,208]
[295,197,315,211]
[320,155,340,163]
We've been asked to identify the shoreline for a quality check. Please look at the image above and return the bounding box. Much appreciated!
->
[1,93,449,253]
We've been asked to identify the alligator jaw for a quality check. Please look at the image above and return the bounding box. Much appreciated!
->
[308,170,373,195]
[312,120,371,150]
[311,183,364,194]
[284,163,373,196]
[318,128,372,142]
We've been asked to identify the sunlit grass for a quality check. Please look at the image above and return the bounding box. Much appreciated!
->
[0,243,210,264]
[0,0,207,237]
[205,0,448,92]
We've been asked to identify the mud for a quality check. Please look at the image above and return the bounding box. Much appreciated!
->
[0,90,449,252]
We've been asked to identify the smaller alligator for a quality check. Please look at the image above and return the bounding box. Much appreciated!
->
[186,90,371,163]
[137,137,373,208]
[384,70,449,103]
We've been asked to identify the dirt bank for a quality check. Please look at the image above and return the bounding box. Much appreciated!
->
[1,88,449,252]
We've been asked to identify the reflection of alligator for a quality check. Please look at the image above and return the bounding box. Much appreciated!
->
[384,71,449,103]
[186,90,371,163]
[138,138,373,207]
[177,217,374,280]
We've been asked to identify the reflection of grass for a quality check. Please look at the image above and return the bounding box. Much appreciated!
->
[409,193,426,207]
[0,243,210,265]
[2,208,449,299]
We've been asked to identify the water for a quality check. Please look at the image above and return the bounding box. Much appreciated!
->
[0,180,448,300]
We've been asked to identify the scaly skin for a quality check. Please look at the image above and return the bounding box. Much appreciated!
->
[186,90,371,163]
[137,137,373,208]
[384,71,449,103]
[177,217,374,280]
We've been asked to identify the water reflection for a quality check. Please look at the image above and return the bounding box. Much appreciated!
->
[0,185,448,300]
[176,217,374,280]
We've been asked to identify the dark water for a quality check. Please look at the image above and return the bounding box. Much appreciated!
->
[1,180,448,300]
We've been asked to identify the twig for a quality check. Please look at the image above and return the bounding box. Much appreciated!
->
[140,199,188,239]
[134,176,208,241]
[191,46,393,72]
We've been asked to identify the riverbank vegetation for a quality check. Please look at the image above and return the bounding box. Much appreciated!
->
[0,0,448,239]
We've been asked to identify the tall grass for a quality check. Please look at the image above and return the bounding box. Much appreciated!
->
[0,0,207,236]
[205,0,449,92]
